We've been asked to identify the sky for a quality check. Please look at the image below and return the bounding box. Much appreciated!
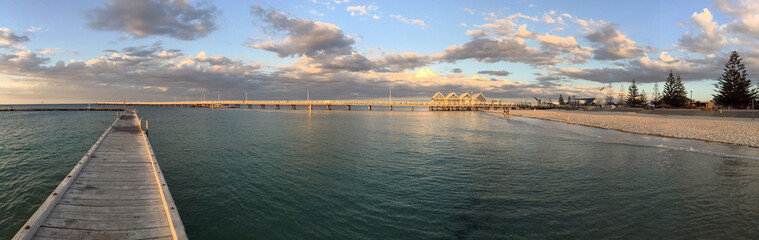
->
[1,0,759,104]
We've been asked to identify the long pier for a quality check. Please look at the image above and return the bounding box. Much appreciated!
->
[97,100,546,111]
[14,110,186,239]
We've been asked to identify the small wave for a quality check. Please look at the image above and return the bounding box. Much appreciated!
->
[656,144,759,161]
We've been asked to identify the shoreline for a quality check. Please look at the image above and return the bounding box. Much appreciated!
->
[489,109,759,148]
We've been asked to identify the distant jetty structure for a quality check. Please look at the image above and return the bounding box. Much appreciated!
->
[97,92,551,111]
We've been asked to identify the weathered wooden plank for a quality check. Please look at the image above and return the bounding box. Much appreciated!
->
[68,181,154,186]
[52,204,165,214]
[41,218,169,231]
[34,226,172,239]
[58,197,163,207]
[69,183,157,191]
[85,163,152,167]
[76,171,156,179]
[61,191,162,200]
[47,211,166,222]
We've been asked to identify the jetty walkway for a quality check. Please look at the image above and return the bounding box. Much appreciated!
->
[14,110,186,239]
[97,100,548,111]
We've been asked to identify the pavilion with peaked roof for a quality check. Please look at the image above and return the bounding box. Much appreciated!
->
[431,92,445,103]
[444,92,459,104]
[459,92,472,105]
[472,93,487,103]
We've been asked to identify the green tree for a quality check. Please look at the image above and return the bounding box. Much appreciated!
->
[662,71,688,108]
[558,94,565,106]
[627,79,644,107]
[713,50,755,108]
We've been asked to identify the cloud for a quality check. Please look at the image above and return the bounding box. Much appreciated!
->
[451,68,462,73]
[675,8,727,54]
[38,48,65,55]
[585,22,643,60]
[310,9,324,16]
[477,70,512,76]
[462,8,474,14]
[390,14,426,28]
[250,6,356,57]
[715,0,759,41]
[375,53,432,72]
[26,26,43,33]
[555,52,724,84]
[84,0,220,40]
[347,5,377,16]
[439,37,560,65]
[0,28,30,49]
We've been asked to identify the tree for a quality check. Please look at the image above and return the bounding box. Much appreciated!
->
[605,83,614,105]
[627,79,644,107]
[662,71,688,108]
[651,82,660,107]
[617,83,626,106]
[713,50,755,108]
[559,94,565,106]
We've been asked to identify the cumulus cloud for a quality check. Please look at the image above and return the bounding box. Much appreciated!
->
[0,28,30,49]
[585,22,643,60]
[555,52,723,84]
[439,37,560,65]
[376,53,432,72]
[250,6,356,57]
[477,70,512,76]
[84,0,220,40]
[676,8,727,54]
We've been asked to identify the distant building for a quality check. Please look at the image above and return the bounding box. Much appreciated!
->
[459,93,472,105]
[431,92,487,105]
[431,92,445,103]
[472,93,487,103]
[445,92,459,104]
[692,101,713,109]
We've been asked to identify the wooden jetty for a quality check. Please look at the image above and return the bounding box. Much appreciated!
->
[0,108,123,111]
[97,100,548,111]
[13,110,186,240]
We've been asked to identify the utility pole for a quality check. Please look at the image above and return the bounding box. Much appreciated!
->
[245,91,248,102]
[690,91,693,108]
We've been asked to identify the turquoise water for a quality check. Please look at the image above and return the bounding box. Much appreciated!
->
[3,106,759,239]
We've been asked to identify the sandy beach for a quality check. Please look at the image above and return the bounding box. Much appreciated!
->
[499,109,759,147]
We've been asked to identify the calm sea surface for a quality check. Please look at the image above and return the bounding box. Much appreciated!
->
[3,105,759,239]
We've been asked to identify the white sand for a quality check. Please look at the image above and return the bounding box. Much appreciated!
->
[499,109,759,147]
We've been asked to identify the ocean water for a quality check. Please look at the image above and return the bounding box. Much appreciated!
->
[3,106,759,239]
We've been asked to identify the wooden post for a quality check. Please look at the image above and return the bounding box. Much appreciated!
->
[326,105,331,110]
[275,105,280,109]
[411,106,414,111]
[347,105,351,110]
[368,105,372,111]
[390,106,393,111]
[308,104,313,110]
